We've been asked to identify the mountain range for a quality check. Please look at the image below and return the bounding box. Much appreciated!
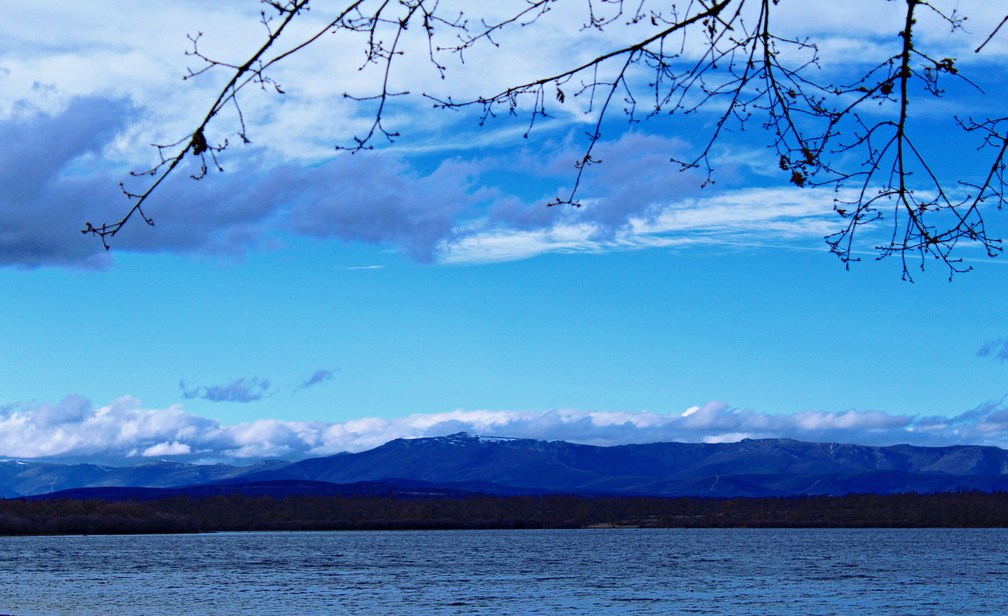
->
[5,433,1008,499]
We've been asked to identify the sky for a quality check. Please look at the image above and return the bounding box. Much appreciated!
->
[2,0,1008,465]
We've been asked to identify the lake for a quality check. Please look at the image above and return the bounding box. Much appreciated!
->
[2,529,1006,615]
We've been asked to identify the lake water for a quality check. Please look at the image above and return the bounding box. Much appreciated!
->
[1,529,1007,615]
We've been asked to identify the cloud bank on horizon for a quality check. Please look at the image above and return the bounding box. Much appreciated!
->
[2,395,1007,465]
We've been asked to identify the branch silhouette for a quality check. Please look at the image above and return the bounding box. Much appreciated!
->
[86,0,1007,279]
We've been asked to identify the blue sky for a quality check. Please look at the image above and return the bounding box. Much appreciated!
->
[2,0,1008,464]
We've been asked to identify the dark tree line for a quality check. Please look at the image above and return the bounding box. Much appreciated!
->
[2,491,1007,535]
[85,0,1008,279]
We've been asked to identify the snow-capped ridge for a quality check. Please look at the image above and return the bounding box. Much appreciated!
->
[426,432,522,446]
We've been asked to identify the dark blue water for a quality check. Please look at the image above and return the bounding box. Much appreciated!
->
[2,529,1007,615]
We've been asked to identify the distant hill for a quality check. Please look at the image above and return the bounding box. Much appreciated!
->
[25,479,499,502]
[0,459,287,498]
[6,433,1008,499]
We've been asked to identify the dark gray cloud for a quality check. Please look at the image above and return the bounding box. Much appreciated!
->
[0,95,805,269]
[283,155,484,262]
[0,96,283,267]
[0,97,130,203]
[295,369,337,392]
[562,132,702,232]
[180,377,271,403]
[0,97,134,268]
[977,338,1008,362]
[482,132,703,234]
[0,95,487,267]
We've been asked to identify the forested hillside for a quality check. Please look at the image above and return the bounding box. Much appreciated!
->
[2,491,1007,535]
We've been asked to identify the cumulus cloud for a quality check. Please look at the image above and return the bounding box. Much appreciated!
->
[977,338,1008,362]
[180,377,271,403]
[4,396,1008,465]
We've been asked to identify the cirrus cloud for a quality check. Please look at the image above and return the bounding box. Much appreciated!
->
[977,338,1008,363]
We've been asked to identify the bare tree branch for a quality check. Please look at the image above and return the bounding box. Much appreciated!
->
[85,0,1007,280]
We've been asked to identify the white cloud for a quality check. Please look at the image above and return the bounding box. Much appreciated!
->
[441,185,840,264]
[3,395,1008,465]
[142,442,193,457]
